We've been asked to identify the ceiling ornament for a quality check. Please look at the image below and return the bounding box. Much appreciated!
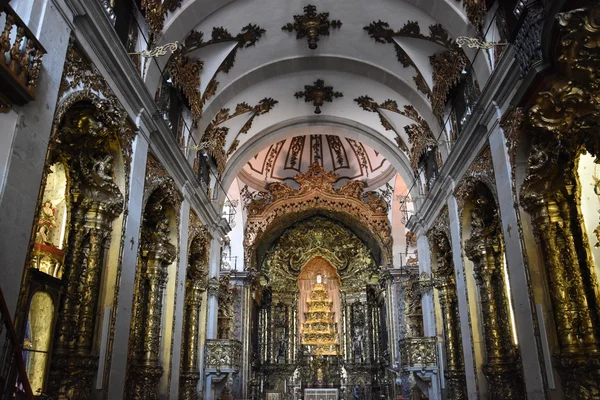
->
[281,5,342,50]
[354,96,438,171]
[364,20,468,120]
[243,163,393,270]
[130,41,180,58]
[166,25,266,119]
[196,98,278,177]
[167,51,204,124]
[140,0,182,43]
[461,0,487,32]
[294,79,343,114]
[430,49,468,122]
[456,36,506,50]
[261,217,378,293]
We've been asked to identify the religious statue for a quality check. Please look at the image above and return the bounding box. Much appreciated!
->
[277,331,286,362]
[35,200,58,244]
[353,326,364,361]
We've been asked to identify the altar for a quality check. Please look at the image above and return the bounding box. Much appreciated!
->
[304,388,338,400]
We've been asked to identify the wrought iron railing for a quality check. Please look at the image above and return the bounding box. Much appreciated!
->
[0,3,46,109]
[0,287,33,400]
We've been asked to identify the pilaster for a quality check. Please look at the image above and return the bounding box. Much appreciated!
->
[447,195,479,399]
[168,199,191,399]
[107,133,149,398]
[489,124,546,399]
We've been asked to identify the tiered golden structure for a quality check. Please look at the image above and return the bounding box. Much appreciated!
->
[301,276,339,356]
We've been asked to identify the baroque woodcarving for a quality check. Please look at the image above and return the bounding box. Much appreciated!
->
[244,163,393,270]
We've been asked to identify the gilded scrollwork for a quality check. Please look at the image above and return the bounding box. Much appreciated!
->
[454,146,496,210]
[261,217,377,293]
[520,6,600,396]
[244,163,393,269]
[197,98,278,177]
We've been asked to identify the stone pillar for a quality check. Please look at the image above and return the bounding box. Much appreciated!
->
[447,195,479,399]
[107,133,149,399]
[204,236,223,400]
[416,233,442,400]
[169,200,191,400]
[489,125,546,399]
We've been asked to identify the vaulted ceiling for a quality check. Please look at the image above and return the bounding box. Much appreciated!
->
[143,0,488,191]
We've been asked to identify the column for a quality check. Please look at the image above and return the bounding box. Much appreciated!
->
[169,200,191,399]
[489,125,546,398]
[107,133,149,398]
[447,195,479,399]
[416,233,442,400]
[203,236,223,400]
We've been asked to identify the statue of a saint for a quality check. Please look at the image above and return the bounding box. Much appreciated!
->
[316,274,322,284]
[35,201,58,244]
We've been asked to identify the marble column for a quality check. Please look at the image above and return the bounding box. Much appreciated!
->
[447,195,479,399]
[107,132,149,398]
[416,232,442,400]
[489,125,546,399]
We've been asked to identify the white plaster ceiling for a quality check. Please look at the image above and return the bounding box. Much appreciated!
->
[144,0,483,193]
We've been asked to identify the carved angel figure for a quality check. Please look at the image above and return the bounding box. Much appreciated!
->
[35,200,58,244]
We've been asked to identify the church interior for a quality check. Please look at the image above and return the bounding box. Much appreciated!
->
[1,0,599,399]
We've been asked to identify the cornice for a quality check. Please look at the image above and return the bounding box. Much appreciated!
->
[62,0,224,230]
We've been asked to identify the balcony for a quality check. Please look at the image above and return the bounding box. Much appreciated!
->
[204,339,242,373]
[0,3,46,110]
[399,337,438,372]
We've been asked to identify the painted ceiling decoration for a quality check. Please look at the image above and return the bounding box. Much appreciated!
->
[166,24,266,124]
[363,20,468,121]
[241,134,393,191]
[354,96,437,171]
[197,98,278,177]
[281,4,342,50]
[294,79,343,114]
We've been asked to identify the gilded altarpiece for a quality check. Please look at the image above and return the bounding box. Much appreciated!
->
[518,5,600,397]
[16,38,136,399]
[126,155,182,400]
[455,148,524,399]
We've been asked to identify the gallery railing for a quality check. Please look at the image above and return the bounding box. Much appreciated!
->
[205,339,243,372]
[399,336,437,371]
[0,3,46,110]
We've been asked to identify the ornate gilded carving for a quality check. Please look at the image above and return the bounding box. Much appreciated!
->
[461,0,487,31]
[47,103,126,399]
[399,337,437,368]
[500,107,525,171]
[427,208,467,399]
[182,24,266,108]
[204,339,242,371]
[140,0,182,42]
[244,163,393,268]
[430,49,468,122]
[364,20,461,102]
[167,51,203,124]
[454,146,495,209]
[126,155,180,400]
[262,217,377,293]
[282,5,342,49]
[354,96,438,171]
[464,185,524,399]
[294,79,343,114]
[218,272,235,340]
[197,98,278,177]
[180,211,210,400]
